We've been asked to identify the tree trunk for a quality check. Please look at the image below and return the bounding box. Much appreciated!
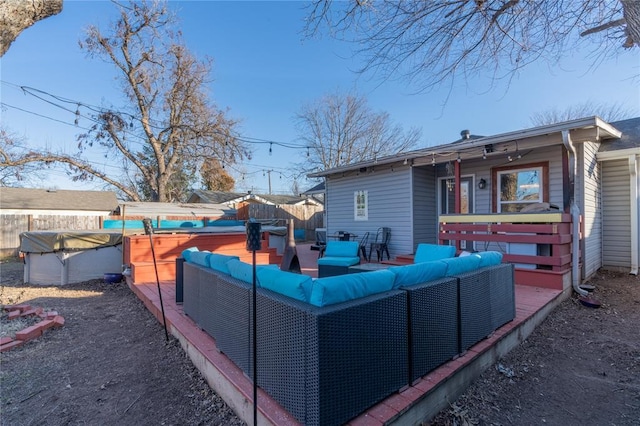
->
[0,0,63,56]
[621,0,640,48]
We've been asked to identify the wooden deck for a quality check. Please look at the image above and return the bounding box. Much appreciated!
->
[126,243,567,425]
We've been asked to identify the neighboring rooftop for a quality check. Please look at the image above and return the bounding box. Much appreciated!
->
[188,190,321,206]
[0,187,119,212]
[599,116,640,153]
[117,201,235,217]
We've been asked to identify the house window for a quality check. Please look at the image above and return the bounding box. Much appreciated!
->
[354,190,368,221]
[493,162,548,212]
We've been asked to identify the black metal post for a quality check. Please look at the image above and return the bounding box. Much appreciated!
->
[143,218,169,342]
[246,220,262,426]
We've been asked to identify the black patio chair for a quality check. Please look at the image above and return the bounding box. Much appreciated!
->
[358,232,370,260]
[368,227,391,262]
[310,229,327,258]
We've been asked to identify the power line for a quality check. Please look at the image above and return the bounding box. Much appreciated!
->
[1,80,311,151]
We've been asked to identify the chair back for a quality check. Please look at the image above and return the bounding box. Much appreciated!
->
[316,229,327,244]
[324,240,359,257]
[373,227,391,244]
[359,232,370,247]
[381,227,391,244]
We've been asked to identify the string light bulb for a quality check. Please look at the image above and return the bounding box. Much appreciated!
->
[457,153,461,163]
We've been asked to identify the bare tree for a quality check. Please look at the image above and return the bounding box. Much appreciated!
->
[290,178,302,196]
[530,101,634,125]
[296,90,421,172]
[1,1,248,201]
[0,126,47,186]
[304,1,640,91]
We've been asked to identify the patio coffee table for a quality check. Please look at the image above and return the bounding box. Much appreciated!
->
[348,263,392,273]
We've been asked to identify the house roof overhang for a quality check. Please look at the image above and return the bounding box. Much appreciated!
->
[308,116,622,178]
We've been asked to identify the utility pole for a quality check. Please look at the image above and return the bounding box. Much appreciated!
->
[264,169,272,194]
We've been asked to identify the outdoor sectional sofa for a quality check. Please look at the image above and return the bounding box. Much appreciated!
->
[178,244,515,426]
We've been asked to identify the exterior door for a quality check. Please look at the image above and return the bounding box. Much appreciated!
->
[439,176,475,250]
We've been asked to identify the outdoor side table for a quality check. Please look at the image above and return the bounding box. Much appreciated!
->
[348,263,392,273]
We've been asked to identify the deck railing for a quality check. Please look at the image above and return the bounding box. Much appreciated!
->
[439,213,575,289]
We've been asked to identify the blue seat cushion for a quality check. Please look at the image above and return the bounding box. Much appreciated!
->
[389,261,448,288]
[476,251,503,267]
[323,241,359,257]
[442,255,481,276]
[189,250,211,267]
[226,259,278,283]
[257,268,313,302]
[181,247,199,262]
[207,253,240,274]
[309,269,395,307]
[317,256,361,267]
[414,244,456,263]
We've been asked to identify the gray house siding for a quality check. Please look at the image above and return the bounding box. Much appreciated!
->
[325,164,414,257]
[444,146,566,214]
[411,166,437,250]
[601,158,632,270]
[580,141,603,279]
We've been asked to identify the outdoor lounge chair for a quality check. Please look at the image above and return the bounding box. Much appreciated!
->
[317,241,361,277]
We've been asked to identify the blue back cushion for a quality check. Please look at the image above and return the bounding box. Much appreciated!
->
[414,244,456,263]
[309,269,395,307]
[226,259,278,283]
[389,261,448,288]
[324,241,359,257]
[442,255,481,276]
[476,251,503,267]
[189,250,211,267]
[257,268,313,302]
[207,253,240,274]
[181,247,199,262]
[227,259,255,283]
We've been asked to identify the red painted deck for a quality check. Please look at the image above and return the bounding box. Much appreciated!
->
[126,243,565,425]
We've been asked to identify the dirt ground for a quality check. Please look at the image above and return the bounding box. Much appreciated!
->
[1,258,639,426]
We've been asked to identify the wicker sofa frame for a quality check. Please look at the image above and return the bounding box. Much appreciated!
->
[182,262,408,426]
[180,260,515,426]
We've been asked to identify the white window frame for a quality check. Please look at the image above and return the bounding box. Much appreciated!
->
[354,190,368,221]
[497,166,544,212]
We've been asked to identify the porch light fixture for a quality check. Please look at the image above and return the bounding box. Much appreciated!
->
[447,178,455,192]
[478,178,487,189]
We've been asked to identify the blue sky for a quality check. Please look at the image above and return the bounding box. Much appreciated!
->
[2,0,639,196]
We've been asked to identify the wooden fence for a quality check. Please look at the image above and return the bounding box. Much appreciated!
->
[1,205,325,257]
[240,204,325,241]
[0,214,103,257]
